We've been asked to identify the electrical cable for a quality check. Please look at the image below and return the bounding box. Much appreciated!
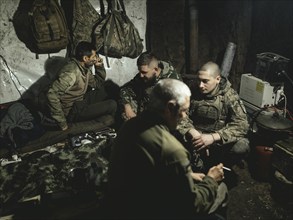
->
[0,55,27,98]
[281,92,287,118]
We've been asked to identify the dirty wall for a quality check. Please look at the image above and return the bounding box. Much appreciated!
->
[0,0,146,104]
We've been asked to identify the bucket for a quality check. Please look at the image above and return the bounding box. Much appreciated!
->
[253,145,273,181]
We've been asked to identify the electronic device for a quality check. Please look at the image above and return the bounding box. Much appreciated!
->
[239,73,284,108]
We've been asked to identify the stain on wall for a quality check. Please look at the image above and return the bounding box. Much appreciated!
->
[0,0,147,104]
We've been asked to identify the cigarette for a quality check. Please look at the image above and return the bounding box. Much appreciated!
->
[223,166,231,171]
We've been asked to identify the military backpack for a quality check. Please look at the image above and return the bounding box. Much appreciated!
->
[28,0,69,57]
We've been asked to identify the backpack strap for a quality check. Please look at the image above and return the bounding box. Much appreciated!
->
[103,0,120,68]
[118,0,126,14]
[99,0,106,17]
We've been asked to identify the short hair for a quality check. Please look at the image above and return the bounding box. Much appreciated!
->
[148,79,191,112]
[199,61,221,77]
[75,41,97,61]
[137,51,159,67]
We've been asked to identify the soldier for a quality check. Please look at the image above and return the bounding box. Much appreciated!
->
[179,61,250,170]
[118,51,182,123]
[47,41,117,131]
[101,79,227,219]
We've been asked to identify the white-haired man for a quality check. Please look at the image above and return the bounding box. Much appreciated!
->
[101,78,227,219]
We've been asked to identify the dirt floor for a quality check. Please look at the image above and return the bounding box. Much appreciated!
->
[225,160,293,220]
[2,160,292,220]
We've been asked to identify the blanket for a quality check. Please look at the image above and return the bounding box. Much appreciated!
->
[0,132,114,215]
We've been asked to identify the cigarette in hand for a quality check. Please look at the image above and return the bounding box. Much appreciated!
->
[223,166,231,171]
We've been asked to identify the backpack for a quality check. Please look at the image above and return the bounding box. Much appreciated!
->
[92,0,144,67]
[28,0,69,56]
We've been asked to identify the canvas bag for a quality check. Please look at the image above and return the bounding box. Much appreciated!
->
[92,0,144,67]
[28,0,69,55]
[61,0,101,57]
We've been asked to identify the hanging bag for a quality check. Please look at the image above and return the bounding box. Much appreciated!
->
[92,0,144,67]
[28,0,69,56]
[61,0,101,57]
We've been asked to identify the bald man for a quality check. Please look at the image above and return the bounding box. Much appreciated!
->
[178,61,250,171]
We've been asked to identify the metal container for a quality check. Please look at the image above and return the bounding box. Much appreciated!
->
[255,113,293,146]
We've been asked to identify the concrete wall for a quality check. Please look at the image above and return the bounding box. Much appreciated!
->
[0,0,146,104]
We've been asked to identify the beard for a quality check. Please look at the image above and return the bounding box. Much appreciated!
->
[85,60,95,68]
[141,73,157,87]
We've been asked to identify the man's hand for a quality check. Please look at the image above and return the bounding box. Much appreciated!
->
[94,56,104,67]
[60,124,68,131]
[124,104,137,120]
[194,134,214,151]
[207,163,225,183]
[188,131,220,153]
[186,128,209,151]
[190,172,205,182]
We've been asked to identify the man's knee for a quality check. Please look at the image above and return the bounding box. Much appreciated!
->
[107,100,117,116]
[208,182,228,215]
[230,138,250,155]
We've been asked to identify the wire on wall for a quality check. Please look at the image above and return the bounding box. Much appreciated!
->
[0,55,27,98]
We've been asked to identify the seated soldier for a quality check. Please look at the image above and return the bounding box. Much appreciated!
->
[179,61,250,171]
[47,41,117,131]
[118,51,182,125]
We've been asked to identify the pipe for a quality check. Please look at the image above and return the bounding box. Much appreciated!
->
[221,42,237,78]
[188,0,198,73]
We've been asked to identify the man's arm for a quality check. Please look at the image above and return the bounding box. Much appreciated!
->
[216,90,249,144]
[166,148,223,214]
[176,116,197,137]
[88,57,106,89]
[119,75,140,120]
[47,71,75,130]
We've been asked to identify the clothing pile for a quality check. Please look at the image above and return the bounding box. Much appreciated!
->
[0,130,115,215]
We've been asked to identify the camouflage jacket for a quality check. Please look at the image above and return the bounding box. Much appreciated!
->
[47,58,106,128]
[178,78,249,145]
[119,61,181,119]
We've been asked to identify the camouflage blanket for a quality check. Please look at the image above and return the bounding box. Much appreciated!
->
[0,134,114,209]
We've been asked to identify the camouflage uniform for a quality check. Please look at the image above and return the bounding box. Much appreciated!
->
[178,77,250,168]
[47,58,110,129]
[119,61,182,120]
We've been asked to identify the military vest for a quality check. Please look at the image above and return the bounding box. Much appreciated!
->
[190,94,229,132]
